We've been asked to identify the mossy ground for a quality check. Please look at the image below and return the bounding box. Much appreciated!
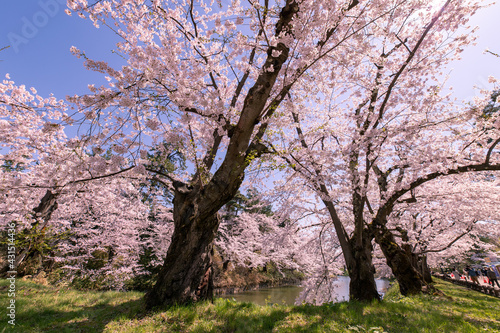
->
[0,279,499,332]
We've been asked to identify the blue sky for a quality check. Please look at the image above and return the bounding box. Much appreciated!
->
[1,1,499,108]
[0,0,121,98]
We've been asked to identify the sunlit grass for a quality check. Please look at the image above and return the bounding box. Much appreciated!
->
[1,278,499,332]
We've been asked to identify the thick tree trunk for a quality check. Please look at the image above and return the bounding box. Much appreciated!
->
[373,224,424,296]
[145,189,221,309]
[322,200,379,302]
[144,0,304,308]
[417,255,433,284]
[347,228,380,302]
[404,245,432,284]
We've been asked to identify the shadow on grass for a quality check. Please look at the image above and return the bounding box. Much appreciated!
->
[210,300,390,332]
[218,302,289,332]
[220,292,500,333]
[150,301,288,332]
[12,296,147,333]
[287,301,397,332]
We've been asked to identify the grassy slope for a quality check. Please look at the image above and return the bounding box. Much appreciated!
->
[0,279,499,332]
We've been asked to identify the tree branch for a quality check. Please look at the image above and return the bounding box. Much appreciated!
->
[417,221,476,255]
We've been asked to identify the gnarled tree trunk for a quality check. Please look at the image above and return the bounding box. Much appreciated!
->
[373,222,424,295]
[145,185,222,308]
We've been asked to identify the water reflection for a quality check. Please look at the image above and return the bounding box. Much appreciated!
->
[220,277,390,306]
[220,285,303,306]
[330,276,391,302]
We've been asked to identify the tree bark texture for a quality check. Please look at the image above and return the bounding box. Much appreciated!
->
[322,200,379,302]
[144,181,228,308]
[416,254,433,284]
[373,223,424,296]
[404,245,432,284]
[347,228,381,302]
[145,187,221,308]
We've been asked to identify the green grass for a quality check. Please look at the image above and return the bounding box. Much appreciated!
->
[1,279,499,332]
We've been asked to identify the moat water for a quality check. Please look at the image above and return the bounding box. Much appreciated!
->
[220,277,390,306]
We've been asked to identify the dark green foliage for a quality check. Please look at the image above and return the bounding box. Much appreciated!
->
[221,188,274,219]
[482,89,500,119]
[479,89,500,145]
[1,159,26,172]
[124,222,165,291]
[142,142,186,202]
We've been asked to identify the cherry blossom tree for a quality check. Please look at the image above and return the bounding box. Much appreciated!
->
[49,177,169,289]
[268,0,499,300]
[63,0,405,307]
[0,77,310,293]
[386,174,500,282]
[1,76,71,274]
[4,0,495,307]
[216,189,312,276]
[0,77,142,277]
[368,81,500,295]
